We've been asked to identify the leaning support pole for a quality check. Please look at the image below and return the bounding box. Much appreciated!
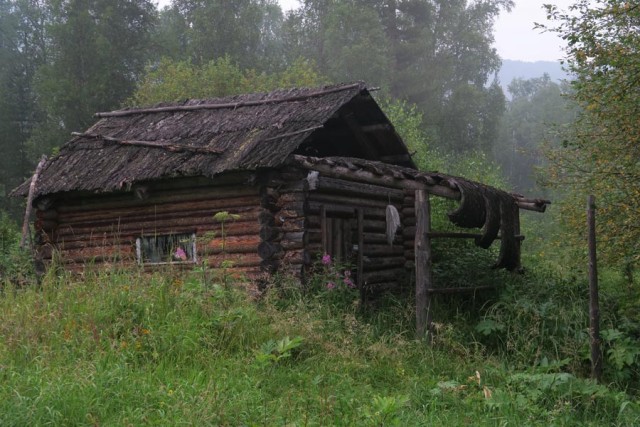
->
[20,155,47,249]
[587,195,602,382]
[415,189,433,341]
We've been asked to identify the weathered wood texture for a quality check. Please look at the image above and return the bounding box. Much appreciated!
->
[34,175,264,277]
[414,190,432,340]
[300,167,407,292]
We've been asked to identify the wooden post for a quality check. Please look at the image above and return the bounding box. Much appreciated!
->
[415,189,433,341]
[332,218,342,260]
[513,202,523,272]
[320,205,327,254]
[588,195,602,382]
[357,208,365,303]
[20,155,47,249]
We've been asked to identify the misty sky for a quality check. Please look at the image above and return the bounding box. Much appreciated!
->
[494,0,572,62]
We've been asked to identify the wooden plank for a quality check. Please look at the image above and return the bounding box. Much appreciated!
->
[314,176,404,201]
[307,201,362,218]
[332,218,342,261]
[320,205,327,253]
[308,192,393,209]
[357,209,364,302]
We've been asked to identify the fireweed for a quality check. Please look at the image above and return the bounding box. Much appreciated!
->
[307,253,357,307]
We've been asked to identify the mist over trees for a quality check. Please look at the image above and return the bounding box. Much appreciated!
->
[0,0,568,221]
[543,0,640,272]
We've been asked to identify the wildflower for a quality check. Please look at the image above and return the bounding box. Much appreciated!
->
[343,270,355,288]
[344,277,355,288]
[322,253,331,265]
[174,247,187,261]
[326,282,336,290]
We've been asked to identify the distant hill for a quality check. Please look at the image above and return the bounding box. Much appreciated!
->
[497,59,571,96]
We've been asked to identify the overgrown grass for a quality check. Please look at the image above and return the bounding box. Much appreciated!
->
[0,264,638,426]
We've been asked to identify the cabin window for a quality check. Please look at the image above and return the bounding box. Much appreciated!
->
[136,232,197,264]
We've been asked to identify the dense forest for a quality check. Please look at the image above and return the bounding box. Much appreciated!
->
[1,1,640,423]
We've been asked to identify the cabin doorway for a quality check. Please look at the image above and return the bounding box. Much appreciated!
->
[319,206,363,292]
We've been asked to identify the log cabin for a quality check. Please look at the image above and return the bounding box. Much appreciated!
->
[12,82,549,296]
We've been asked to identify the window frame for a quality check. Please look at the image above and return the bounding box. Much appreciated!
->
[135,231,198,265]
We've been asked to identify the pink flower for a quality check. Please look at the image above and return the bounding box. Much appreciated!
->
[321,253,331,266]
[174,247,187,261]
[326,282,336,290]
[344,277,355,288]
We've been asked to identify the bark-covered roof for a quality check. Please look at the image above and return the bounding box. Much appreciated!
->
[14,82,413,198]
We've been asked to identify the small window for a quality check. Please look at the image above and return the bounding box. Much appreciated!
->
[136,232,197,264]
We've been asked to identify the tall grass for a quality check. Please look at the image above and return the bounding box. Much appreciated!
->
[0,264,637,426]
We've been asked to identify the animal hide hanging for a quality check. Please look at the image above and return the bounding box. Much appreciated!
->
[386,205,401,246]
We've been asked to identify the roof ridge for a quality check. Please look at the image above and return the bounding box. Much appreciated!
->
[95,82,366,119]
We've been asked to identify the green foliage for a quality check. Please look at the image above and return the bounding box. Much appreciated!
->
[0,267,638,425]
[542,0,640,270]
[322,2,392,88]
[31,0,157,154]
[0,212,34,285]
[129,56,325,106]
[363,394,409,427]
[378,97,435,171]
[0,211,18,255]
[254,335,304,367]
[157,0,285,70]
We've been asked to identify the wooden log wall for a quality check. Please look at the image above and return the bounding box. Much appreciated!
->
[257,169,311,280]
[34,174,265,280]
[302,170,408,293]
[403,189,417,268]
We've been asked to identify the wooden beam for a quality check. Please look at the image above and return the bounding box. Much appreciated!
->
[357,208,365,303]
[72,132,223,155]
[320,205,328,254]
[95,83,364,117]
[21,155,47,249]
[293,156,550,212]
